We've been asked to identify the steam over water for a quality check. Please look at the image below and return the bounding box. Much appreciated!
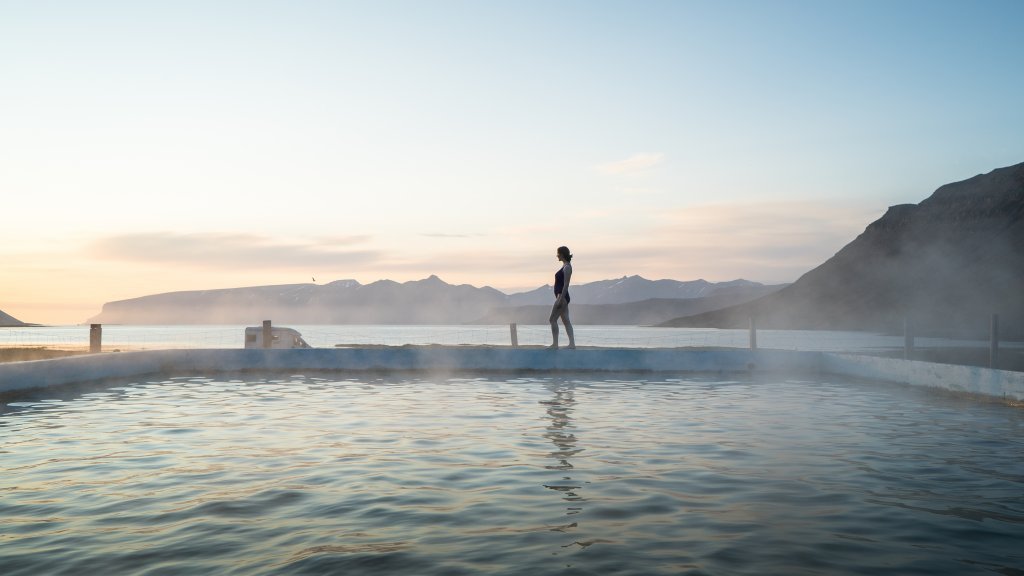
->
[2,375,1022,575]
[4,324,1019,352]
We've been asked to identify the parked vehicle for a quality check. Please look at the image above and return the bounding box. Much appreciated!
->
[244,326,311,349]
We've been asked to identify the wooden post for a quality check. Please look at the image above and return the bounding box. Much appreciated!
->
[904,318,914,360]
[89,323,102,353]
[749,317,757,350]
[262,320,272,349]
[510,323,519,348]
[990,313,999,369]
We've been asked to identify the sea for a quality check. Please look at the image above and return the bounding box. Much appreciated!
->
[1,324,1016,353]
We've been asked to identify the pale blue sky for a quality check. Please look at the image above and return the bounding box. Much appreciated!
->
[2,0,1023,323]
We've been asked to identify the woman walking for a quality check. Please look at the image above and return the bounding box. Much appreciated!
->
[549,246,576,349]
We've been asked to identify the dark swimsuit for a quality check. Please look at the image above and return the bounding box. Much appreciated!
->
[554,267,570,303]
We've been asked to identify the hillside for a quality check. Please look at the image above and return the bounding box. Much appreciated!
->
[0,309,27,327]
[661,162,1024,339]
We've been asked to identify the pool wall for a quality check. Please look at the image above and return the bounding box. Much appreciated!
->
[2,347,1023,402]
[822,352,1024,401]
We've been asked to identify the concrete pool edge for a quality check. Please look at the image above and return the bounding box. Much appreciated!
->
[821,352,1024,402]
[1,347,1022,402]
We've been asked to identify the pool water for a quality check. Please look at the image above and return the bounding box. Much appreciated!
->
[2,374,1022,575]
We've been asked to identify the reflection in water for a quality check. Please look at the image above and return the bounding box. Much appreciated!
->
[541,383,585,516]
[5,376,1022,575]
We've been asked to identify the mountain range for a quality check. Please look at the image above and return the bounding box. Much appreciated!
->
[86,276,779,325]
[661,161,1024,339]
[475,282,782,325]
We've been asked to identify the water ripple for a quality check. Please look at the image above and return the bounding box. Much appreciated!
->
[2,374,1022,575]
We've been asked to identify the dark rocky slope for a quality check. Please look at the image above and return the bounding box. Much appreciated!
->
[662,162,1024,339]
[0,309,27,327]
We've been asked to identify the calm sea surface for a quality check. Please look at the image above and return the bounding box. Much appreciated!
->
[2,374,1022,575]
[2,324,1016,352]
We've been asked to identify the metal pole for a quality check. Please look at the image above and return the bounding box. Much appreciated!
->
[89,324,102,353]
[990,313,999,369]
[509,323,519,348]
[749,316,757,350]
[904,318,914,360]
[263,320,272,349]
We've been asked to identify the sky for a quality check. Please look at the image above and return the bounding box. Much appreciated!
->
[2,0,1023,325]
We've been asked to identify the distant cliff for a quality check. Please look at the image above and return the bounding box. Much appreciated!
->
[661,162,1024,339]
[0,309,27,327]
[91,276,507,325]
[88,276,778,325]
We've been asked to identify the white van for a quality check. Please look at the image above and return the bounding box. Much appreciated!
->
[244,326,311,349]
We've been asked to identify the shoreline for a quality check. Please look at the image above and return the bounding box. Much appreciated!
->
[0,347,91,363]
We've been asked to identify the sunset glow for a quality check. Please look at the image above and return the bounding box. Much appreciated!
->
[3,1,1022,324]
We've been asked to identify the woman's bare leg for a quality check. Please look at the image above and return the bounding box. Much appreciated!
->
[549,304,561,347]
[560,307,575,348]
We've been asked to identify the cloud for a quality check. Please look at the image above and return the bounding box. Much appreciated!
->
[654,201,875,242]
[313,234,374,246]
[78,200,876,292]
[419,232,482,238]
[577,201,879,283]
[597,152,665,175]
[88,232,382,269]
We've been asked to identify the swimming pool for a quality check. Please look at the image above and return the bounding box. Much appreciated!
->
[2,374,1022,575]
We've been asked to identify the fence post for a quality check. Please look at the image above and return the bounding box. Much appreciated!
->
[262,320,272,349]
[509,323,519,348]
[904,318,914,360]
[89,324,102,353]
[990,313,999,369]
[749,317,757,350]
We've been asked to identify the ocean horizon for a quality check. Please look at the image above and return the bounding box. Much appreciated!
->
[2,324,1017,354]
